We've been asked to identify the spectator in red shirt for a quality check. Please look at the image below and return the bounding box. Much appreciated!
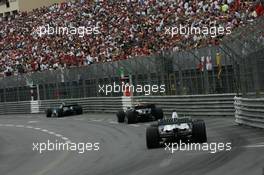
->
[256,2,264,16]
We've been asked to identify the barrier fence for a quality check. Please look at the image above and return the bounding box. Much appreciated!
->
[1,94,264,130]
[234,97,264,129]
[39,97,122,114]
[0,94,235,117]
[134,94,235,117]
[0,101,31,115]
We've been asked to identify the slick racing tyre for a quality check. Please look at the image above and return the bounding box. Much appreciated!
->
[77,108,83,115]
[46,109,52,118]
[116,110,125,123]
[192,120,207,143]
[51,112,59,118]
[126,111,137,124]
[146,126,160,149]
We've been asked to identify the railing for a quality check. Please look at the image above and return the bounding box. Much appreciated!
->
[234,97,264,129]
[39,97,122,114]
[0,101,31,115]
[0,94,235,117]
[134,94,235,117]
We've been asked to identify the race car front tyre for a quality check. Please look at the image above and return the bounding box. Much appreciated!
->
[126,111,137,124]
[117,110,125,123]
[77,108,83,115]
[46,109,52,118]
[152,108,164,120]
[192,120,207,143]
[146,126,160,149]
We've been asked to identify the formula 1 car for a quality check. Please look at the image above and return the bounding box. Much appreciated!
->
[116,103,163,124]
[146,112,207,149]
[46,103,83,118]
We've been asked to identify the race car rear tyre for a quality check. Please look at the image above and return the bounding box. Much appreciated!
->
[57,110,63,117]
[46,109,52,118]
[77,108,83,115]
[53,110,62,118]
[51,112,58,118]
[126,111,137,124]
[152,108,164,120]
[192,120,207,143]
[146,126,160,149]
[117,110,125,123]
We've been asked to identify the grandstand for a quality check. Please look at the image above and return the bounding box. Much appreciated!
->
[0,0,264,101]
[0,0,263,76]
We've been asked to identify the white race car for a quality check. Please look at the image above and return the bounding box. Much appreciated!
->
[146,112,207,149]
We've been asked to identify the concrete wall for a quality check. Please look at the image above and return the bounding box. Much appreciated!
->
[19,0,66,12]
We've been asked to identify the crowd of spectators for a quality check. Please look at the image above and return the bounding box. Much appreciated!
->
[0,0,263,77]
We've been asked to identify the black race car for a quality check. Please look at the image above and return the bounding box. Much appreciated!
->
[146,112,207,149]
[46,103,83,118]
[116,103,163,124]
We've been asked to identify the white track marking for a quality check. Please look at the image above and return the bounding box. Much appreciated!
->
[47,131,55,135]
[130,124,140,127]
[65,140,72,144]
[55,134,62,137]
[15,125,24,128]
[28,121,39,124]
[109,121,118,124]
[243,144,264,148]
[0,123,71,143]
[61,137,69,141]
[159,158,173,167]
[91,119,102,122]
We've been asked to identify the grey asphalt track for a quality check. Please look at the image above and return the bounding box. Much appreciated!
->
[0,113,263,175]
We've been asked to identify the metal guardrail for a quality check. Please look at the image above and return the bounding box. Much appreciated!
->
[39,97,122,114]
[134,94,235,117]
[0,101,31,115]
[0,94,236,117]
[234,97,264,129]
